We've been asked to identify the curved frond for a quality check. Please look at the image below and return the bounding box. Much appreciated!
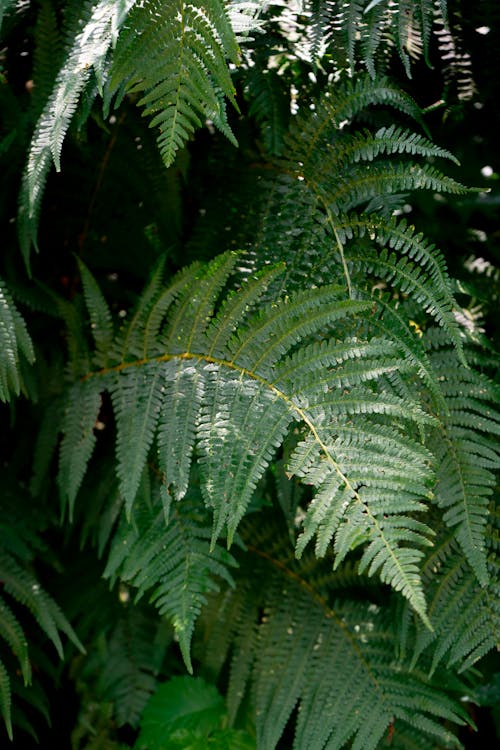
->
[60,256,442,620]
[426,341,500,585]
[0,516,83,739]
[18,0,138,262]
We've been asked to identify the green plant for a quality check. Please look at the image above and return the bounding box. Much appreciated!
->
[0,1,499,748]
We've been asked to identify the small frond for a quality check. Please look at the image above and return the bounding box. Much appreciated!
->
[108,0,239,168]
[104,494,237,672]
[0,277,34,402]
[58,378,103,520]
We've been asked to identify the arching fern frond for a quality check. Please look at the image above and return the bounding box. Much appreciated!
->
[57,254,439,621]
[0,496,82,739]
[18,0,138,262]
[425,335,500,585]
[232,74,468,362]
[400,510,500,676]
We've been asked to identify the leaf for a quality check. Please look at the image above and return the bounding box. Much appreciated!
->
[104,497,237,672]
[0,277,34,402]
[58,378,103,519]
[109,0,239,168]
[135,676,226,750]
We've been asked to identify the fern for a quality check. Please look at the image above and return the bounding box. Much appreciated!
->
[1,1,499,746]
[104,489,238,672]
[200,519,470,750]
[424,335,500,584]
[72,604,171,731]
[18,0,138,261]
[108,0,239,168]
[58,254,443,623]
[0,277,34,403]
[0,491,82,739]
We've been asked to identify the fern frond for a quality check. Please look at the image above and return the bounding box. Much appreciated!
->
[78,259,114,364]
[31,0,64,114]
[403,523,500,676]
[303,0,446,75]
[0,277,34,402]
[156,361,204,503]
[435,9,476,101]
[0,662,11,741]
[105,493,237,672]
[108,0,239,168]
[114,257,197,361]
[110,364,163,514]
[62,255,440,620]
[202,523,468,750]
[234,75,471,361]
[0,518,83,739]
[246,65,290,156]
[75,606,171,729]
[285,74,425,162]
[58,378,103,519]
[426,339,500,585]
[18,0,137,261]
[338,212,464,358]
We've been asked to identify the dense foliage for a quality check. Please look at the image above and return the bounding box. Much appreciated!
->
[0,1,499,747]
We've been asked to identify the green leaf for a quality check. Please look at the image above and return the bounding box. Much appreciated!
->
[135,676,226,750]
